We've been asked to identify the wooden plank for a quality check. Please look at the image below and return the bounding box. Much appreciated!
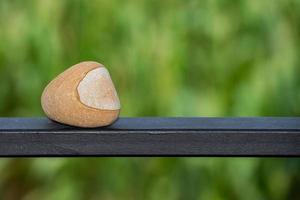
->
[0,117,299,156]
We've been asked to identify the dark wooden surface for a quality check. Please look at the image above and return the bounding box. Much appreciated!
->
[0,117,300,156]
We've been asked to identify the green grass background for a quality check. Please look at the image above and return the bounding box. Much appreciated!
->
[0,0,300,199]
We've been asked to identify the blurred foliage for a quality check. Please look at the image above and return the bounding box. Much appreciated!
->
[0,158,299,200]
[0,0,300,199]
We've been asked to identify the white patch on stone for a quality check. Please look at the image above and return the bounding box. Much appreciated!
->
[77,67,120,110]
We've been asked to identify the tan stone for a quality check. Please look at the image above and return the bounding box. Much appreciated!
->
[41,61,120,128]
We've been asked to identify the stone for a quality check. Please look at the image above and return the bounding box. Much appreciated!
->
[41,61,120,128]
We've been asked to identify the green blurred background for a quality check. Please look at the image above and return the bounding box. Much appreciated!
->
[0,0,300,199]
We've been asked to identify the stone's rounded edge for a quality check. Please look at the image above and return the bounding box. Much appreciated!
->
[50,109,120,128]
[72,109,120,128]
[40,61,120,128]
[76,67,121,111]
[43,107,120,128]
